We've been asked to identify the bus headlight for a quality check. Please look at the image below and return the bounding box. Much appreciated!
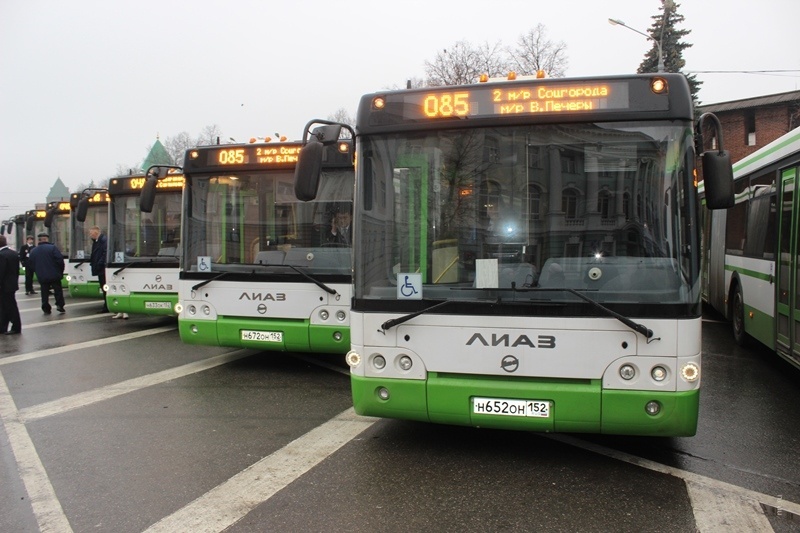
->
[398,355,413,371]
[346,350,361,367]
[651,366,667,382]
[104,284,110,292]
[372,355,386,370]
[336,310,346,321]
[319,310,329,320]
[202,305,211,316]
[188,305,197,315]
[174,303,184,314]
[619,364,636,380]
[66,275,72,281]
[680,363,700,383]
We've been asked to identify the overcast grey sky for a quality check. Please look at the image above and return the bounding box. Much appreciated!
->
[1,0,798,227]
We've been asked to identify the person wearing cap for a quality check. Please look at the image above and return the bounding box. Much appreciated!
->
[26,232,66,314]
[18,235,36,295]
[0,235,22,334]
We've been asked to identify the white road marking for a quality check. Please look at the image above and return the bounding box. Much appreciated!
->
[686,481,774,532]
[0,326,176,366]
[549,434,799,528]
[0,371,73,532]
[18,349,256,422]
[18,300,100,313]
[143,408,377,533]
[23,314,118,328]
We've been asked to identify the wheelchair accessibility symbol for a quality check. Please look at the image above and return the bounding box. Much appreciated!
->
[397,273,422,300]
[198,256,211,272]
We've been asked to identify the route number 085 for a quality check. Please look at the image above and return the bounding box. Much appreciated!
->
[423,92,470,117]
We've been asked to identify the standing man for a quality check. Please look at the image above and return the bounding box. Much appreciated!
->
[27,233,66,314]
[18,235,36,295]
[89,226,109,313]
[0,235,22,334]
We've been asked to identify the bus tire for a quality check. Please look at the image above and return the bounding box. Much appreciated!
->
[731,283,749,347]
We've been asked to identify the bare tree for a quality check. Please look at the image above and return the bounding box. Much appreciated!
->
[425,40,512,86]
[326,108,356,138]
[160,125,224,165]
[508,24,568,78]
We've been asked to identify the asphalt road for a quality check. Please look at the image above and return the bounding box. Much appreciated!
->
[1,293,798,532]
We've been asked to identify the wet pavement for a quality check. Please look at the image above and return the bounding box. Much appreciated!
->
[1,293,798,532]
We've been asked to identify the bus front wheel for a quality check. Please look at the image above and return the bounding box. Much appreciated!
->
[731,283,749,346]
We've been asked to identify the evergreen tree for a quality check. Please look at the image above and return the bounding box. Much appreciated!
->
[637,1,702,102]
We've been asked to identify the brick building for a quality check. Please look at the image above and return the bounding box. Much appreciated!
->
[697,90,800,163]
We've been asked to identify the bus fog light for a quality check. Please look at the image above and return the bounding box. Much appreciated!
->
[373,355,386,370]
[336,310,346,321]
[202,305,211,315]
[680,363,700,382]
[319,310,329,320]
[174,303,184,313]
[346,350,361,367]
[188,305,197,315]
[190,325,198,334]
[333,331,342,341]
[651,366,667,382]
[645,401,661,416]
[398,355,413,371]
[377,387,390,400]
[619,364,635,380]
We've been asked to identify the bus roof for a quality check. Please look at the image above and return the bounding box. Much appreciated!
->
[732,126,800,179]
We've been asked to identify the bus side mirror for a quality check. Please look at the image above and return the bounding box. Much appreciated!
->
[140,176,158,213]
[44,208,55,228]
[697,112,734,210]
[76,197,90,222]
[25,216,34,232]
[6,222,12,234]
[141,165,182,213]
[294,141,324,201]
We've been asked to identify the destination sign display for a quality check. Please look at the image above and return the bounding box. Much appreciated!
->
[189,143,303,169]
[110,175,185,193]
[402,81,631,119]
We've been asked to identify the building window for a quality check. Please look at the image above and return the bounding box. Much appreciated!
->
[598,190,612,219]
[528,185,542,220]
[562,188,580,219]
[745,110,756,146]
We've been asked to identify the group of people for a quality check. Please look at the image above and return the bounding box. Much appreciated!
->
[0,226,111,335]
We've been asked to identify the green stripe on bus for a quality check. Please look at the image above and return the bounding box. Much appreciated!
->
[724,263,772,282]
[732,129,800,174]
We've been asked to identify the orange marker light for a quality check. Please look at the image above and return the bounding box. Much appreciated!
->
[373,96,386,110]
[650,77,667,93]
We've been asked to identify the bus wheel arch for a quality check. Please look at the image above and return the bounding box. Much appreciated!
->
[729,277,749,346]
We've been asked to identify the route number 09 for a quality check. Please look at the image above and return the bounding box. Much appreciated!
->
[423,92,470,117]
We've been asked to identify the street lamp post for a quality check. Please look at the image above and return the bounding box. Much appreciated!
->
[608,18,665,73]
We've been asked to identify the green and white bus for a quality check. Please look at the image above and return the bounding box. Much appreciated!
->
[297,73,733,436]
[99,172,184,316]
[167,137,354,351]
[67,191,109,298]
[703,126,800,370]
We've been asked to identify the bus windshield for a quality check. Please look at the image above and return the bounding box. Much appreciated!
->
[357,121,699,313]
[73,204,108,260]
[184,168,353,275]
[109,192,181,263]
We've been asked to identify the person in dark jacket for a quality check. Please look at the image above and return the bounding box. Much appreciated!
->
[0,235,22,334]
[18,235,36,295]
[27,233,66,314]
[89,226,109,313]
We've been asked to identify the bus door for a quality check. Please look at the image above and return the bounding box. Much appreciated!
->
[776,167,800,364]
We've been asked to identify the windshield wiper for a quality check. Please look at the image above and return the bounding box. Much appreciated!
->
[112,259,163,275]
[192,271,231,291]
[511,285,654,339]
[252,263,338,296]
[381,298,499,332]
